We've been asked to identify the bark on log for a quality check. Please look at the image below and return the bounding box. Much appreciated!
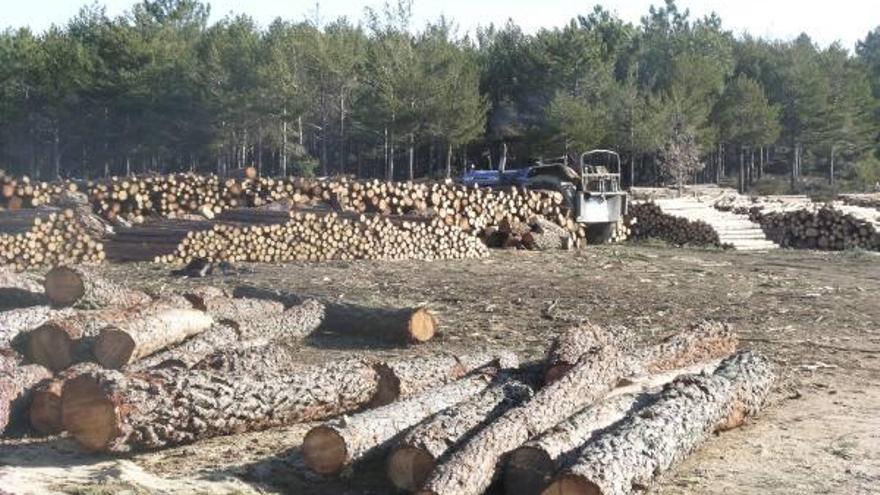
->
[633,320,737,375]
[504,361,721,495]
[0,306,74,347]
[388,376,533,492]
[61,358,383,452]
[540,352,774,495]
[544,323,618,384]
[417,343,627,495]
[43,266,151,309]
[0,266,44,293]
[302,368,500,475]
[1,350,52,434]
[320,302,437,344]
[91,305,213,369]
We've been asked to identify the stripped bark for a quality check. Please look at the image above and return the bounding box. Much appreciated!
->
[540,352,774,495]
[504,361,721,495]
[302,369,498,475]
[61,358,383,452]
[1,350,52,434]
[388,376,533,492]
[43,266,151,309]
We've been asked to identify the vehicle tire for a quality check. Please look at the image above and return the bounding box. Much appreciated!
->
[526,175,575,209]
[585,222,615,245]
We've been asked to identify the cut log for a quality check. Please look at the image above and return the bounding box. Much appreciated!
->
[302,368,499,475]
[372,352,518,406]
[388,376,533,492]
[29,363,102,436]
[62,358,383,452]
[0,266,44,293]
[320,302,437,344]
[417,339,626,495]
[634,320,738,375]
[91,306,214,369]
[503,360,721,495]
[0,306,74,347]
[1,350,52,434]
[544,323,618,384]
[540,351,774,495]
[43,266,151,309]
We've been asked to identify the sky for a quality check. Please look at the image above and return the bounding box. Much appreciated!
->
[2,0,879,51]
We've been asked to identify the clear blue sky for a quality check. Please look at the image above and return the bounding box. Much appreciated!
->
[3,0,879,51]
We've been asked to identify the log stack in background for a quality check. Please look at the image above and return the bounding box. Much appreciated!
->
[745,205,880,251]
[0,209,106,270]
[624,202,722,248]
[1,172,79,211]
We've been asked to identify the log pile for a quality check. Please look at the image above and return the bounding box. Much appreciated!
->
[745,205,880,251]
[0,209,106,270]
[1,172,78,210]
[624,202,722,247]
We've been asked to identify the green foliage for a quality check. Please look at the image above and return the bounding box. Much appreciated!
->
[851,154,880,190]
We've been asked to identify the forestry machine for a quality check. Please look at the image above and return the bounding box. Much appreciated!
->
[460,149,629,243]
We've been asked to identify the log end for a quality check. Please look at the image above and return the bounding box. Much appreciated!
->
[540,474,601,495]
[408,308,437,343]
[27,324,75,371]
[387,446,436,492]
[504,446,556,495]
[61,375,119,452]
[43,266,85,307]
[302,425,347,475]
[92,327,135,370]
[29,389,63,435]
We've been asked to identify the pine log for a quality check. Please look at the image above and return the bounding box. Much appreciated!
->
[91,305,214,369]
[503,360,721,495]
[388,376,533,492]
[0,350,52,434]
[540,352,774,495]
[43,266,151,309]
[302,368,500,475]
[61,358,383,452]
[0,306,74,347]
[320,302,437,344]
[29,363,102,435]
[0,266,44,293]
[371,352,518,406]
[544,323,618,384]
[634,320,738,375]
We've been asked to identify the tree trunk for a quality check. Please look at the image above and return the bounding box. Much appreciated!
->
[540,352,774,495]
[830,145,836,185]
[503,360,720,495]
[0,352,51,434]
[0,306,74,348]
[446,143,453,179]
[340,92,346,174]
[499,142,508,172]
[738,147,745,193]
[281,112,288,177]
[53,126,61,180]
[43,266,151,309]
[409,133,415,181]
[388,376,533,492]
[61,358,384,452]
[303,368,498,475]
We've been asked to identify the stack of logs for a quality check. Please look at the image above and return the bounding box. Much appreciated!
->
[1,172,78,210]
[1,265,775,495]
[156,210,489,263]
[744,205,880,251]
[0,209,106,270]
[625,202,723,248]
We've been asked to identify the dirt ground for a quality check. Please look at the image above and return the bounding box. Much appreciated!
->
[2,244,879,494]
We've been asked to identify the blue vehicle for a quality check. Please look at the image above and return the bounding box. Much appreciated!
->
[460,150,629,244]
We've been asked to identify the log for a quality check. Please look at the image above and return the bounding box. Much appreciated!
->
[302,368,500,475]
[91,306,214,369]
[0,266,43,293]
[43,266,151,309]
[61,358,384,452]
[544,323,618,385]
[540,352,774,495]
[320,302,437,344]
[503,360,721,495]
[0,306,74,347]
[29,363,102,435]
[388,376,533,492]
[0,350,52,434]
[633,320,737,375]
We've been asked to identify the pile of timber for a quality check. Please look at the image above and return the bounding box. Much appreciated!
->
[624,202,723,248]
[838,193,880,211]
[157,210,489,264]
[745,205,880,251]
[0,209,106,270]
[1,172,79,210]
[482,216,574,251]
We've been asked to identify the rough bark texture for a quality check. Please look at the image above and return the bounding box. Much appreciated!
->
[62,358,383,452]
[302,369,498,475]
[43,265,151,309]
[135,299,324,370]
[541,352,774,495]
[544,324,618,384]
[388,376,534,492]
[0,266,43,293]
[372,352,519,406]
[504,361,722,495]
[634,320,738,375]
[418,344,628,495]
[0,306,74,347]
[526,217,572,251]
[91,304,213,369]
[320,302,437,344]
[0,350,52,434]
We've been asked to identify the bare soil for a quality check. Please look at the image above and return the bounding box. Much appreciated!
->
[2,244,879,494]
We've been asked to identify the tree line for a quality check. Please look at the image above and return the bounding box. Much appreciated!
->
[1,0,879,192]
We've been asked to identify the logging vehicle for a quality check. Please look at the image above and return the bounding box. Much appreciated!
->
[461,149,630,243]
